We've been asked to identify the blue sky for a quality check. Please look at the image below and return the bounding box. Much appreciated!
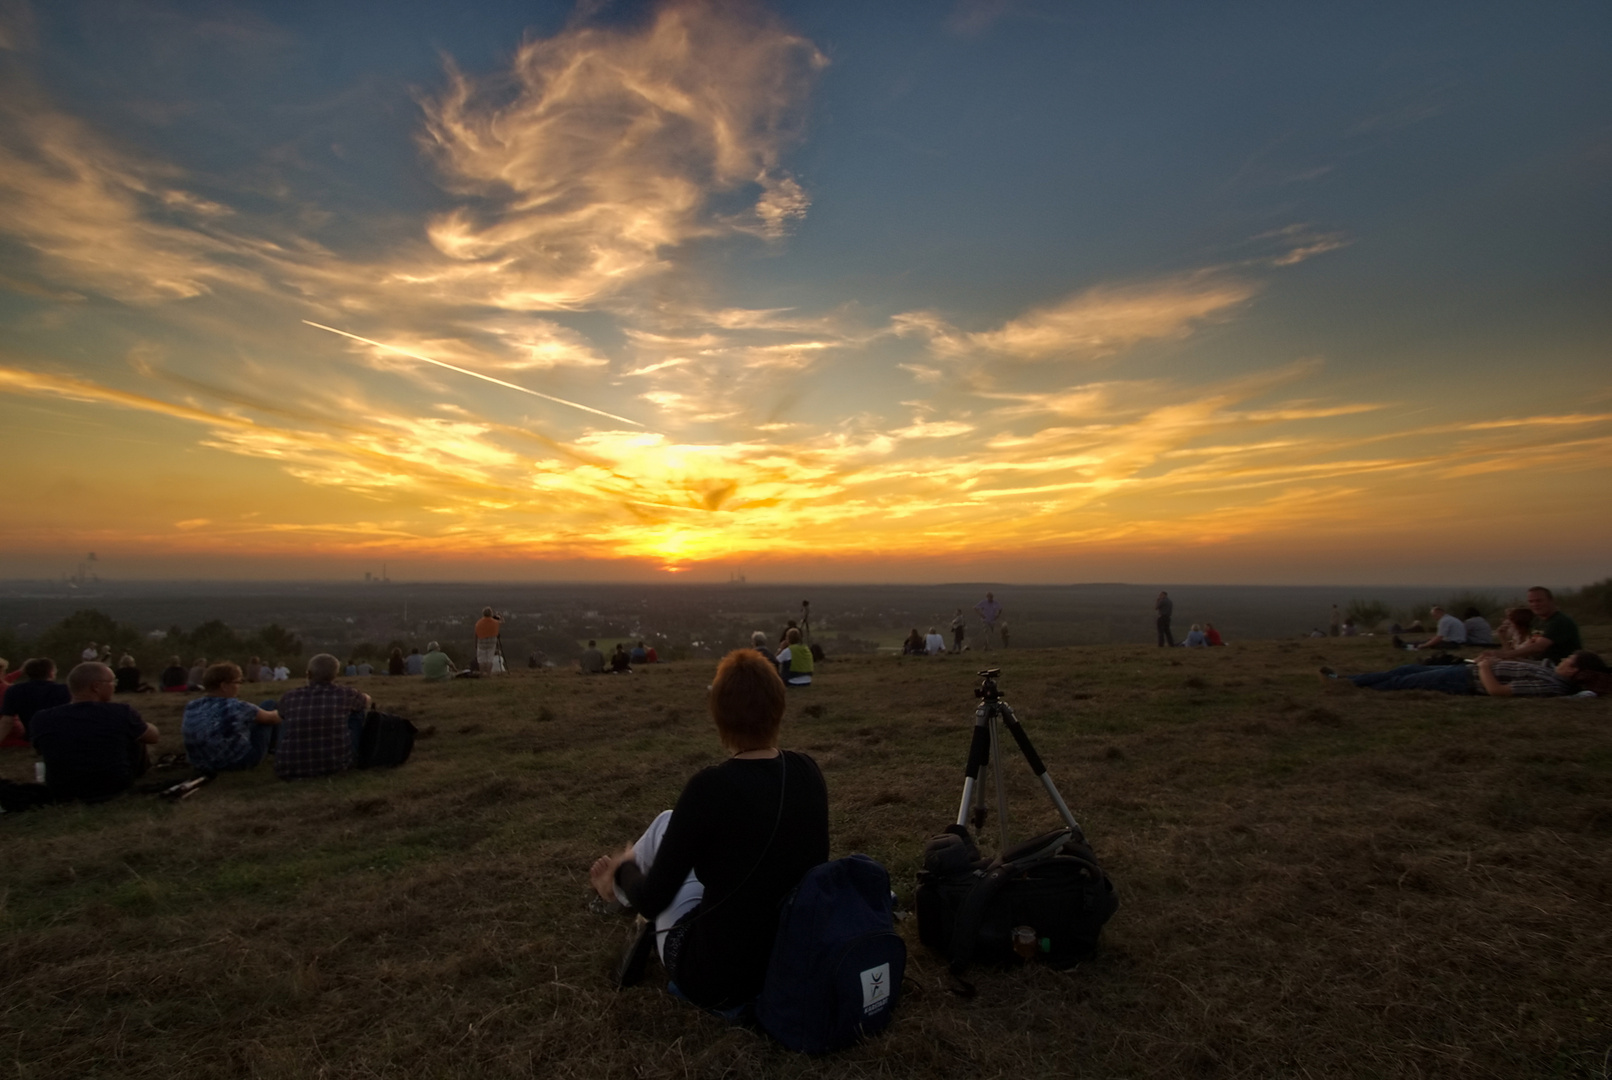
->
[0,0,1607,583]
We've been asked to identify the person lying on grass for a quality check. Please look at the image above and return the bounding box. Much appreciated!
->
[182,662,281,773]
[588,648,829,1012]
[1321,650,1609,696]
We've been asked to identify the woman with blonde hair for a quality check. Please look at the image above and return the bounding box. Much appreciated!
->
[589,649,829,1009]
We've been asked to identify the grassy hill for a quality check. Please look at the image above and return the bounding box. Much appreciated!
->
[3,634,1609,1078]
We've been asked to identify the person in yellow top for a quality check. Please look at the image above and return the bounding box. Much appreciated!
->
[775,627,813,686]
[473,607,503,674]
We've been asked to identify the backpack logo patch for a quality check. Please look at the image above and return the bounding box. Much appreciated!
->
[860,962,891,1015]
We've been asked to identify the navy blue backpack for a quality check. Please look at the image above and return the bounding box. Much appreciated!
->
[755,855,906,1053]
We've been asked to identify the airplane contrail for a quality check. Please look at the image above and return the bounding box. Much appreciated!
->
[302,320,645,428]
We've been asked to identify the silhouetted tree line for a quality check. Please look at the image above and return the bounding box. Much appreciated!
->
[0,609,303,677]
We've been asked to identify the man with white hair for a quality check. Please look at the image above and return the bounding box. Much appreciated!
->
[29,662,159,802]
[1396,606,1466,651]
[421,641,455,681]
[273,654,371,781]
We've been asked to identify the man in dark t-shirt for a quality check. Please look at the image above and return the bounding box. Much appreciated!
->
[30,663,159,803]
[1482,586,1582,664]
[1,658,71,742]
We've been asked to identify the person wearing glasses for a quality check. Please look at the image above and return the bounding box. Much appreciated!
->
[181,662,281,772]
[29,663,160,803]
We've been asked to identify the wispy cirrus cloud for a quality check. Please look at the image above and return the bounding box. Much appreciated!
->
[898,275,1259,363]
[415,0,826,311]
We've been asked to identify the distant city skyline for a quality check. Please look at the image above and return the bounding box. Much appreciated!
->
[1,1,1607,585]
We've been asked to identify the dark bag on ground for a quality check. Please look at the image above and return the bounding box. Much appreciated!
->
[916,824,1117,977]
[356,710,417,769]
[0,779,55,812]
[755,854,906,1054]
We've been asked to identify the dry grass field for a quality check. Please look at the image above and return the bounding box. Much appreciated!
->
[3,635,1609,1079]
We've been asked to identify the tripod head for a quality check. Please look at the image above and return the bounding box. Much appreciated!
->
[974,668,1003,701]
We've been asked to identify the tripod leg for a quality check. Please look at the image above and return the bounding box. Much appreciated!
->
[988,707,1009,852]
[955,704,992,828]
[997,703,1083,836]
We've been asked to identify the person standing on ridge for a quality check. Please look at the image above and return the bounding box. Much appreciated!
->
[474,607,503,674]
[975,592,1003,650]
[1155,591,1175,648]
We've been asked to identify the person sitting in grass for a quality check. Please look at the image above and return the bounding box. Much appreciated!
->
[589,649,829,1010]
[579,640,605,675]
[273,654,371,781]
[1204,623,1226,646]
[1394,606,1465,651]
[421,641,455,682]
[29,662,159,803]
[160,656,188,691]
[388,648,406,676]
[114,654,153,694]
[1321,650,1608,696]
[750,631,771,659]
[776,627,813,686]
[901,628,925,656]
[1495,607,1532,651]
[187,657,208,690]
[1182,624,1208,647]
[405,647,425,676]
[609,643,632,674]
[182,662,281,773]
[1481,586,1581,664]
[924,627,946,655]
[1462,608,1496,647]
[630,640,649,664]
[2,657,70,744]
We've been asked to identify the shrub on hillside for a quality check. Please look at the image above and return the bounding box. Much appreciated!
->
[1561,578,1612,622]
[1343,599,1391,631]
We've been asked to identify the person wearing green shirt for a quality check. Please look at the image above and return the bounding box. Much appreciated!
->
[1481,587,1581,664]
[421,641,456,682]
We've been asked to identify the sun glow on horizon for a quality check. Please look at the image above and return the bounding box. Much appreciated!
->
[0,1,1605,584]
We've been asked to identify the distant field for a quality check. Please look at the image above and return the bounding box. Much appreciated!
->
[0,579,1523,661]
[3,633,1609,1079]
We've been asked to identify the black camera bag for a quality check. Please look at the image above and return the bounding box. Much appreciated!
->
[916,824,1117,976]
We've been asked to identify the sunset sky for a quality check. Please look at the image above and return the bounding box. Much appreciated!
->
[0,0,1607,585]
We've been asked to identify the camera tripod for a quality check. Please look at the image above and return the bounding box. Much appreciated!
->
[956,668,1083,853]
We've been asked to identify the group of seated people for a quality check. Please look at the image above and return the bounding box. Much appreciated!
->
[149,655,291,692]
[750,627,814,686]
[578,639,661,675]
[1180,623,1226,647]
[2,653,381,803]
[901,628,949,656]
[1394,605,1502,651]
[1323,587,1606,697]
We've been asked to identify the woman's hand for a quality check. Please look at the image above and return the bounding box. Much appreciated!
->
[589,843,635,902]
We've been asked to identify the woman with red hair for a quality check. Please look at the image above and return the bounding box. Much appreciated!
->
[589,649,829,1011]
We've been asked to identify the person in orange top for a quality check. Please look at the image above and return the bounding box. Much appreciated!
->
[473,607,503,674]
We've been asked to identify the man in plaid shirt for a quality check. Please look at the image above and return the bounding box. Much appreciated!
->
[1321,650,1607,696]
[274,654,371,780]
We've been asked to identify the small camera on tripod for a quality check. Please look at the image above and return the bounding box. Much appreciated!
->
[974,668,1002,701]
